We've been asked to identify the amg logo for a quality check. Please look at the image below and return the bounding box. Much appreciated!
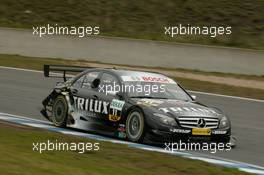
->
[73,96,109,114]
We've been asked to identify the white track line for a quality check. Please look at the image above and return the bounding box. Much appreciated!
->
[188,90,264,103]
[0,66,42,73]
[0,66,263,103]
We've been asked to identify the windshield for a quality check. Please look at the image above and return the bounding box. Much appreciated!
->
[123,81,192,101]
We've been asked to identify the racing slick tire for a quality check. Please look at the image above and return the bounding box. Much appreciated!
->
[126,108,145,143]
[52,95,68,127]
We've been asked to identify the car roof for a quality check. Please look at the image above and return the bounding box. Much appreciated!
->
[94,68,178,84]
[84,68,177,83]
[111,69,166,77]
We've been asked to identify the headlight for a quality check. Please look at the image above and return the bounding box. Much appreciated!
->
[153,113,177,126]
[219,116,229,128]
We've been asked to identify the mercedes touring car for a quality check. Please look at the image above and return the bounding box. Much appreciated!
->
[41,65,232,144]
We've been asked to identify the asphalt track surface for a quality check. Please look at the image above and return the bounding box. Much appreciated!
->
[0,67,263,167]
[0,27,264,75]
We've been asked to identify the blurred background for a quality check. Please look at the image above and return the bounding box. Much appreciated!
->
[0,0,263,49]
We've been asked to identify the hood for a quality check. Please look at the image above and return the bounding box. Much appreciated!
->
[134,98,222,119]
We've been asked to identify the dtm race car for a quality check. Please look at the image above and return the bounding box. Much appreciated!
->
[41,65,232,144]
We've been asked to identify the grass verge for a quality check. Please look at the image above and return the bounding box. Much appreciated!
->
[0,0,263,49]
[0,121,250,175]
[0,54,264,100]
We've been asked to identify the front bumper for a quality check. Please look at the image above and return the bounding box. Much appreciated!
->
[145,127,231,144]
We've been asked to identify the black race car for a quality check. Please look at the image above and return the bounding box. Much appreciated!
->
[41,65,232,145]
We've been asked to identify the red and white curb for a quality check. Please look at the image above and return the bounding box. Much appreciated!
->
[0,112,264,174]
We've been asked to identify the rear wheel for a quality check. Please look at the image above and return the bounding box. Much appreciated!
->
[52,96,68,127]
[126,109,145,142]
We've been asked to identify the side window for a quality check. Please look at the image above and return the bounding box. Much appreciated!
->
[82,71,100,89]
[72,75,85,88]
[72,71,99,89]
[99,73,119,95]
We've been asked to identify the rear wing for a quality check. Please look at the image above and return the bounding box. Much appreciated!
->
[43,65,92,82]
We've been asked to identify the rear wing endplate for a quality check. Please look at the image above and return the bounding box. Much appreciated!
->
[43,65,92,82]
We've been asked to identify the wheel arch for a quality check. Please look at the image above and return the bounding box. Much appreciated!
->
[123,105,145,121]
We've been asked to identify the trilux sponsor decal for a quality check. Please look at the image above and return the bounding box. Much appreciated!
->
[73,96,109,114]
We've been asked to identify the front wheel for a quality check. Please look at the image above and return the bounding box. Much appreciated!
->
[126,109,145,142]
[52,96,68,127]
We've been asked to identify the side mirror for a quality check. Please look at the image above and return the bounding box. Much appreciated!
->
[191,95,197,101]
[107,91,117,96]
[117,92,123,99]
[91,78,100,89]
[106,91,123,99]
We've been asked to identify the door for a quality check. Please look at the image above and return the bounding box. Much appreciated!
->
[96,72,125,123]
[70,71,101,123]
